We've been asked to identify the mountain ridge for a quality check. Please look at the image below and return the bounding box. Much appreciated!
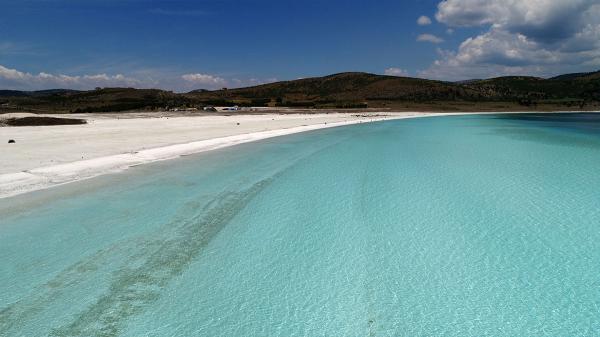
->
[1,71,599,113]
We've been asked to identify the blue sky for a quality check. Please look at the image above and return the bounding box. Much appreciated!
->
[1,0,599,91]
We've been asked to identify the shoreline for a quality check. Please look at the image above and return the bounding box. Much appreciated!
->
[0,112,449,199]
[0,111,559,199]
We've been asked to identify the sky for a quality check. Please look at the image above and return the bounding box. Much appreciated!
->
[1,0,599,91]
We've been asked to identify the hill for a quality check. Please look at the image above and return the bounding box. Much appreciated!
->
[0,89,80,98]
[1,88,190,113]
[185,72,600,110]
[1,71,599,113]
[550,70,600,81]
[184,72,483,108]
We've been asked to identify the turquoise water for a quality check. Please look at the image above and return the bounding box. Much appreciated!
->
[2,113,600,336]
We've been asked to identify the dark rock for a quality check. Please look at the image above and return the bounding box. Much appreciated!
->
[8,139,15,144]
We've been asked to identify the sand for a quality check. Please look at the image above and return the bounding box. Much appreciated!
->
[0,111,459,198]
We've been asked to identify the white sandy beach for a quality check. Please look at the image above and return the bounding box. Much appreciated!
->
[0,111,460,198]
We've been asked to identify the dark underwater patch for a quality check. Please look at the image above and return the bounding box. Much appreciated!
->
[0,178,273,337]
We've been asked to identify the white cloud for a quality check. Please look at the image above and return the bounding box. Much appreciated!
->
[436,0,595,38]
[417,15,432,26]
[0,64,142,90]
[384,68,409,76]
[181,73,226,86]
[422,0,600,80]
[0,64,279,92]
[0,64,27,81]
[417,34,444,44]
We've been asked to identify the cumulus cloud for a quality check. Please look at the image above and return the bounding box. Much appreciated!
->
[417,34,444,44]
[384,68,409,76]
[422,0,600,80]
[0,64,141,90]
[0,63,278,92]
[436,0,596,42]
[181,73,226,86]
[417,15,432,26]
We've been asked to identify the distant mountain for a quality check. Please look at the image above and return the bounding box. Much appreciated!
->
[0,90,31,97]
[0,89,80,97]
[187,89,211,94]
[187,72,600,109]
[459,75,599,103]
[550,70,600,81]
[454,79,482,85]
[185,72,482,107]
[29,89,82,96]
[1,71,599,113]
[0,87,188,113]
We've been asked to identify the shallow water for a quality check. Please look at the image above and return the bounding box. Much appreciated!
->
[2,113,600,336]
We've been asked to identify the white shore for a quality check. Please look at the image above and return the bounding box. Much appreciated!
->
[0,111,461,198]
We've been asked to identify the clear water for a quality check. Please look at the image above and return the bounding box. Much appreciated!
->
[2,113,600,337]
